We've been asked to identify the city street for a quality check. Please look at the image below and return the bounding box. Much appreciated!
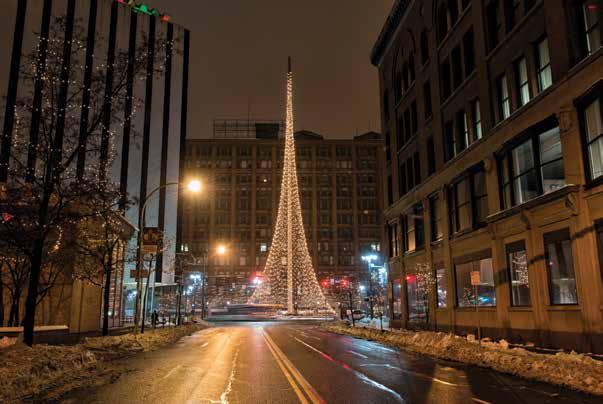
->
[62,322,597,404]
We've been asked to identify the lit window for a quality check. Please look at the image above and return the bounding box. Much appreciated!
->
[506,241,531,306]
[406,274,429,323]
[544,229,578,305]
[582,1,601,56]
[472,99,483,140]
[436,266,447,308]
[455,256,496,307]
[515,57,530,106]
[582,95,603,181]
[498,122,565,209]
[498,75,511,120]
[536,38,553,92]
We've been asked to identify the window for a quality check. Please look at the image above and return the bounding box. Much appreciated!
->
[441,58,452,100]
[472,99,483,140]
[498,120,565,209]
[450,164,488,233]
[582,1,601,56]
[515,57,530,106]
[427,137,436,175]
[536,38,553,92]
[388,222,399,258]
[581,93,603,181]
[424,81,433,120]
[429,193,443,241]
[385,132,392,164]
[406,274,429,323]
[398,160,407,197]
[463,29,475,76]
[436,266,447,308]
[498,75,511,120]
[411,101,418,135]
[414,151,421,186]
[444,120,456,162]
[544,229,578,305]
[437,4,450,43]
[392,279,402,320]
[487,0,502,51]
[459,111,470,150]
[451,46,463,89]
[406,203,425,252]
[404,109,412,143]
[421,30,429,65]
[455,255,496,307]
[505,0,522,31]
[409,53,416,84]
[506,241,531,306]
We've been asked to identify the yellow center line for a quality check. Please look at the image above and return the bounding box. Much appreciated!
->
[261,328,325,404]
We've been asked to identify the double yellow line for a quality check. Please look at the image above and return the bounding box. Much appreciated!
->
[261,328,324,404]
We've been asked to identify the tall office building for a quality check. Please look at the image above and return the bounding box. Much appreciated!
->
[373,0,602,352]
[179,121,385,304]
[0,0,190,328]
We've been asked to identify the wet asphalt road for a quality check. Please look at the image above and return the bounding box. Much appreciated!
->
[63,322,598,404]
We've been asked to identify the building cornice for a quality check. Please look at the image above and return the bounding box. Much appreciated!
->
[370,0,411,67]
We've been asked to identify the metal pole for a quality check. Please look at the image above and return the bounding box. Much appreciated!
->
[134,182,179,330]
[201,274,206,320]
[348,289,355,327]
[475,284,481,344]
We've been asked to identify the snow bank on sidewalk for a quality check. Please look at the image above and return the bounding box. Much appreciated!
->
[322,323,603,396]
[0,323,209,402]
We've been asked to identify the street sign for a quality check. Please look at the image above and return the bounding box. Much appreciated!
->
[142,227,162,255]
[130,269,149,278]
[470,271,481,286]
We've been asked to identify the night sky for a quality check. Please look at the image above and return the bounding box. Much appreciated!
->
[149,0,394,139]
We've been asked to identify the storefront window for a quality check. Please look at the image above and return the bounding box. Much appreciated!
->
[544,229,578,305]
[392,279,402,320]
[506,241,531,306]
[455,256,496,307]
[436,267,447,308]
[406,274,428,323]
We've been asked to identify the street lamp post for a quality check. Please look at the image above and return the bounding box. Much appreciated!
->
[362,254,378,318]
[134,179,201,332]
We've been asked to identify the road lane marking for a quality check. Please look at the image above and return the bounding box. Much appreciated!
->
[261,329,324,404]
[201,342,209,348]
[219,347,239,404]
[359,364,466,387]
[262,331,310,404]
[471,398,492,404]
[347,350,368,359]
[163,365,182,379]
[293,337,405,403]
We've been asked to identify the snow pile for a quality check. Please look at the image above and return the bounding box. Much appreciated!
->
[322,323,603,396]
[0,343,97,401]
[0,323,210,402]
[83,322,211,358]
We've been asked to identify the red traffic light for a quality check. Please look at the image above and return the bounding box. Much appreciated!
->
[321,280,329,288]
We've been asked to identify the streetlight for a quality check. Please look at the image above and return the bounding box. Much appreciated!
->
[216,244,227,255]
[362,254,379,319]
[136,179,202,333]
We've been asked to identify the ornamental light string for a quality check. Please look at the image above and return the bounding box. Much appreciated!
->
[251,58,333,315]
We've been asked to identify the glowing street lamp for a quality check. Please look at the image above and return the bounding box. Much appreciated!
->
[216,244,227,255]
[135,178,202,333]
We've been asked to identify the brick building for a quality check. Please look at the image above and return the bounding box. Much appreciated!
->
[373,0,602,352]
[179,123,385,304]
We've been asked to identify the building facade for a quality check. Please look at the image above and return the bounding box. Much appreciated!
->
[373,0,602,352]
[180,126,385,304]
[0,0,189,328]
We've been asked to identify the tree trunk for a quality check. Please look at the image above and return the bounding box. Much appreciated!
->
[23,237,45,345]
[8,292,19,327]
[102,261,112,336]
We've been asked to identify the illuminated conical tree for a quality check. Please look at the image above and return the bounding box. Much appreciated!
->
[252,59,332,314]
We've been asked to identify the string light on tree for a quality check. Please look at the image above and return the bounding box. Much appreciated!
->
[251,58,333,315]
